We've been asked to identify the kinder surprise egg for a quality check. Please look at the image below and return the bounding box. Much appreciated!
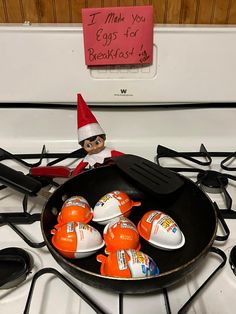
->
[103,217,141,253]
[93,191,141,225]
[63,195,89,206]
[58,196,93,224]
[138,210,185,250]
[97,249,160,278]
[51,222,104,258]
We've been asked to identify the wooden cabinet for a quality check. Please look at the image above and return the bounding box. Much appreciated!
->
[0,0,235,24]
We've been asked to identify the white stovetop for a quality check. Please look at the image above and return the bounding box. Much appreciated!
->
[0,106,236,313]
[0,155,235,314]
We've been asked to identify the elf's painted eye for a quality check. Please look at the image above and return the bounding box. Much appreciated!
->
[86,143,93,149]
[95,139,102,145]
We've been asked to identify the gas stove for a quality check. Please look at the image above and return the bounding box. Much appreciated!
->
[1,24,236,314]
[0,106,235,314]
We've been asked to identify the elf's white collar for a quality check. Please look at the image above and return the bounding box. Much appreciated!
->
[83,147,112,166]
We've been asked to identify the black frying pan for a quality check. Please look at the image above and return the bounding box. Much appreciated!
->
[0,159,227,294]
[41,163,226,294]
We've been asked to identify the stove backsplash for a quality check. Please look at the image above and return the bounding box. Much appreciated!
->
[0,25,236,104]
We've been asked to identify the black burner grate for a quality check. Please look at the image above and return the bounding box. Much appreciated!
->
[156,144,236,219]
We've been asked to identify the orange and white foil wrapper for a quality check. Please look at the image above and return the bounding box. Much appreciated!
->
[103,217,140,253]
[51,222,104,258]
[58,198,93,225]
[93,191,141,223]
[138,210,185,250]
[97,249,160,278]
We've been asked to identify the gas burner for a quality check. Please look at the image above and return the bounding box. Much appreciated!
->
[197,170,228,194]
[0,247,42,301]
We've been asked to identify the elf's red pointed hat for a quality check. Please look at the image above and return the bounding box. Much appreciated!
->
[77,94,105,142]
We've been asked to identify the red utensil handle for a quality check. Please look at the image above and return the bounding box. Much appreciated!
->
[30,166,72,178]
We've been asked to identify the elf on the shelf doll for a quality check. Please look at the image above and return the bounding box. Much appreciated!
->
[30,94,124,178]
[71,94,124,176]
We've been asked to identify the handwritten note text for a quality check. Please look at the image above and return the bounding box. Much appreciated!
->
[82,6,153,66]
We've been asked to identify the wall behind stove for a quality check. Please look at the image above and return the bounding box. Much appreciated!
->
[0,0,235,24]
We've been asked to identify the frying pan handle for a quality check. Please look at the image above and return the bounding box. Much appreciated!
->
[214,202,230,241]
[0,163,42,196]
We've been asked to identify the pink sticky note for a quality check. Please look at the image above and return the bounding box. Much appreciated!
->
[82,6,153,66]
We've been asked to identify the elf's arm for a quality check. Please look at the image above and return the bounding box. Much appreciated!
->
[71,160,88,176]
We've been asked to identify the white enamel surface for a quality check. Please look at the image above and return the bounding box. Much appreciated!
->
[1,106,236,156]
[1,25,236,103]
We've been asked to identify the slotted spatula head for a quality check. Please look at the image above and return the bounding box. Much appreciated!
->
[113,154,184,196]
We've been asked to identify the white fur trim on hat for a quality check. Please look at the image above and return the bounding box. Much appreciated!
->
[78,123,105,142]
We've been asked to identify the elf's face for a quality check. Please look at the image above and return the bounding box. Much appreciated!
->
[83,136,105,155]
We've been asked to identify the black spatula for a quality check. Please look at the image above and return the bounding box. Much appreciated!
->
[113,154,184,196]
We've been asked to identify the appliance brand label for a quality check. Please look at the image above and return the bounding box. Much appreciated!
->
[114,89,133,97]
